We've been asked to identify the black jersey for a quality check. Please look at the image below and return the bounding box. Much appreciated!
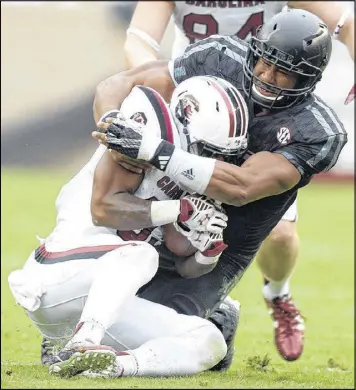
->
[165,35,347,279]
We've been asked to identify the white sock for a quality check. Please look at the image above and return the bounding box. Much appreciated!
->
[66,321,105,347]
[263,278,290,301]
[119,324,226,377]
[116,352,139,377]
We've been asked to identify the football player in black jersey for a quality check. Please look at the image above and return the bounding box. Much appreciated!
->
[49,9,347,377]
[119,0,354,368]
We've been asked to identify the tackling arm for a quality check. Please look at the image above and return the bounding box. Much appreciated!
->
[205,152,301,205]
[124,1,174,69]
[92,119,301,206]
[124,134,301,206]
[92,148,228,233]
[93,60,175,123]
[93,130,301,207]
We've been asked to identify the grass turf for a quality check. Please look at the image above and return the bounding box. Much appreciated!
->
[1,169,354,388]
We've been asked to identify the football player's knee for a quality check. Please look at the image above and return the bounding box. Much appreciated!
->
[102,243,158,282]
[140,243,159,277]
[196,322,227,370]
[267,221,299,249]
[127,243,159,280]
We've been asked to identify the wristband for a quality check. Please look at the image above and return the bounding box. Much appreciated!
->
[140,135,215,194]
[150,200,181,226]
[126,27,161,52]
[332,10,351,39]
[165,147,216,194]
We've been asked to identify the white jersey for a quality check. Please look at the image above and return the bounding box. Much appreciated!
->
[45,85,183,252]
[172,1,287,58]
[44,144,185,251]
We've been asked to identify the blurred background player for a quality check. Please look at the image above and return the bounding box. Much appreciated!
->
[122,0,355,362]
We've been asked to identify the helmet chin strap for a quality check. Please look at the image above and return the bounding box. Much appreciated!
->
[181,126,192,152]
[177,99,194,153]
[252,84,283,101]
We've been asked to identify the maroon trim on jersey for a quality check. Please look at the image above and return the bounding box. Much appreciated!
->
[208,78,235,137]
[34,243,137,264]
[138,86,174,144]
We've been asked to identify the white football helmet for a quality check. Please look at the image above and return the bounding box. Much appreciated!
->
[121,85,181,147]
[169,76,249,161]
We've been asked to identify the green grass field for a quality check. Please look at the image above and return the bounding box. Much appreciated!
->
[1,169,354,389]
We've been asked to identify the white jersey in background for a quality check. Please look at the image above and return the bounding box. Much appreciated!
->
[172,1,287,58]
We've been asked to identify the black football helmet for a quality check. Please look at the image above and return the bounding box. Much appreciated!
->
[242,8,332,109]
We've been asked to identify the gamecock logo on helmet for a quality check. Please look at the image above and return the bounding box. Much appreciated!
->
[130,112,147,125]
[175,94,200,125]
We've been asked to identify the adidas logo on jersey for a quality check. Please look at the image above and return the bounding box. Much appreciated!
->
[158,156,170,170]
[182,168,195,180]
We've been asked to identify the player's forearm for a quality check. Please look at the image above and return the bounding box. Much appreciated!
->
[91,192,181,231]
[204,161,250,206]
[92,192,152,230]
[200,159,276,206]
[93,61,174,123]
[176,255,218,279]
[159,149,250,205]
[93,74,134,123]
[124,35,159,69]
[146,143,295,206]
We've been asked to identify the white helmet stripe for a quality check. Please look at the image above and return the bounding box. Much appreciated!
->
[211,77,249,138]
[205,78,236,137]
[135,86,175,144]
[230,87,249,137]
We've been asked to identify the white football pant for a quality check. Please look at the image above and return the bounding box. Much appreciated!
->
[9,235,227,375]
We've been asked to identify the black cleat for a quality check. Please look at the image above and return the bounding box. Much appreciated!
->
[208,296,241,371]
[41,337,58,366]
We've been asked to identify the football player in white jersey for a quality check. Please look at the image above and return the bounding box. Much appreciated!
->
[123,0,354,362]
[9,77,248,378]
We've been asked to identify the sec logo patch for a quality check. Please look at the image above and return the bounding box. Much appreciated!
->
[277,127,291,145]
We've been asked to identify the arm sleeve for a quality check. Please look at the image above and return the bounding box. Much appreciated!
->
[274,133,348,180]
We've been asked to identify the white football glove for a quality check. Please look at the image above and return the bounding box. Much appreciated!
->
[185,230,227,254]
[176,194,227,235]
